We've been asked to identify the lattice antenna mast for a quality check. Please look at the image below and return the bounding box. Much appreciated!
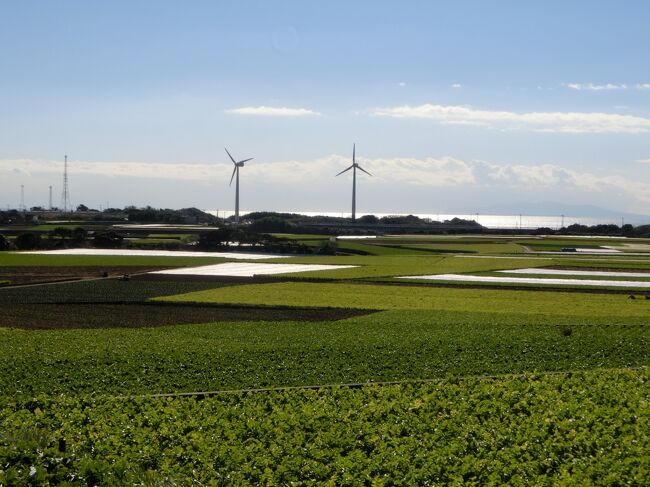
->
[61,154,70,212]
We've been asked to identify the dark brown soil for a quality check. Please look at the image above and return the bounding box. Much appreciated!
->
[0,266,170,286]
[0,303,374,329]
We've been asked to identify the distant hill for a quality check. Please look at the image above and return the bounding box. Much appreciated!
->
[474,201,648,222]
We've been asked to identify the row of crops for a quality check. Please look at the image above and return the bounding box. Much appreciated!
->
[2,311,648,396]
[1,369,647,485]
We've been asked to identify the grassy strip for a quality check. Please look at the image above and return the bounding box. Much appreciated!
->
[380,242,525,254]
[1,368,646,485]
[1,310,647,396]
[157,281,650,317]
[0,253,227,267]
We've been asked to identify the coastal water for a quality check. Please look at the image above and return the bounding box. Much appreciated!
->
[206,210,642,230]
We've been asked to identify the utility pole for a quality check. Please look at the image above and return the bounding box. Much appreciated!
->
[48,185,52,210]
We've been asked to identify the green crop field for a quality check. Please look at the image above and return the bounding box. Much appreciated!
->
[0,253,227,267]
[158,281,650,317]
[1,369,647,485]
[1,237,649,483]
[2,310,648,396]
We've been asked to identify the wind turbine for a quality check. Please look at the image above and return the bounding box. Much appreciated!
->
[225,147,253,223]
[335,143,371,220]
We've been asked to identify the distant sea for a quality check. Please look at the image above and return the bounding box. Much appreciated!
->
[206,210,643,230]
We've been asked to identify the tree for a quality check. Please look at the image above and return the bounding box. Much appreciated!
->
[52,227,73,241]
[197,228,234,250]
[76,204,89,212]
[72,227,88,243]
[358,214,379,224]
[92,231,123,248]
[249,216,293,233]
[0,234,9,251]
[15,232,41,250]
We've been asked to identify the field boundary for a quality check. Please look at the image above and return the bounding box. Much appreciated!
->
[125,366,648,400]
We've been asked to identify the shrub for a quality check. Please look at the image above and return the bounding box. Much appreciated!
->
[15,232,41,250]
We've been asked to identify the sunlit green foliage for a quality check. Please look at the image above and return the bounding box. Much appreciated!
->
[1,369,647,485]
[158,281,650,317]
[2,310,648,396]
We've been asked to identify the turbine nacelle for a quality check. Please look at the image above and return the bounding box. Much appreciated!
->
[335,143,372,177]
[225,147,253,187]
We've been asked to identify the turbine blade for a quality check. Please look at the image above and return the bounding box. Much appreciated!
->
[353,143,355,163]
[225,147,237,165]
[238,158,254,164]
[357,165,372,176]
[336,165,354,176]
[229,166,237,186]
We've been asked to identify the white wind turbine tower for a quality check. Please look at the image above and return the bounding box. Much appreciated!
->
[335,143,371,221]
[225,147,253,223]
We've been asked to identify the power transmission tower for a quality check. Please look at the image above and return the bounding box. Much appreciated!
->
[61,155,70,212]
[20,184,25,211]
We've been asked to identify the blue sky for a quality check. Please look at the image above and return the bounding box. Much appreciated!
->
[2,0,650,217]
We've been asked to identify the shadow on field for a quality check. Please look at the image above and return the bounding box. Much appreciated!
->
[0,302,375,329]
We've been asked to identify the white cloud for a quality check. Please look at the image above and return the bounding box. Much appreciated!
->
[637,83,650,90]
[635,159,650,164]
[225,106,321,117]
[474,159,650,203]
[362,156,475,187]
[372,103,650,133]
[3,156,647,200]
[564,83,628,91]
[0,159,215,182]
[398,82,406,87]
[451,83,462,89]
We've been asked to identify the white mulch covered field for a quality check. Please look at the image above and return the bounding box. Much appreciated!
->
[398,273,650,288]
[150,262,356,277]
[500,268,650,278]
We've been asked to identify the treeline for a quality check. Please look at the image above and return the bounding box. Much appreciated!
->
[124,206,221,224]
[0,228,124,251]
[529,223,650,238]
[0,207,220,225]
[242,212,484,234]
